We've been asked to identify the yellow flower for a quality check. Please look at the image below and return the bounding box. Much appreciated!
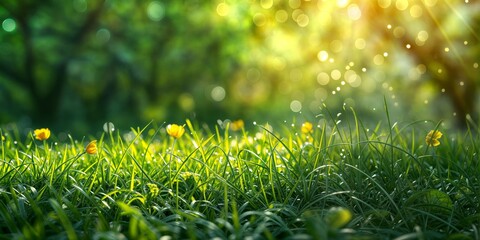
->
[147,183,160,197]
[301,122,313,134]
[34,128,51,140]
[425,130,443,147]
[230,119,244,131]
[1,135,4,141]
[166,124,185,139]
[85,140,98,154]
[325,207,352,229]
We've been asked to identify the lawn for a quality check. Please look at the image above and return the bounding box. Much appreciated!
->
[1,106,479,239]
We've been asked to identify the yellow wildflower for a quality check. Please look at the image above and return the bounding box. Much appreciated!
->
[34,128,51,141]
[166,124,185,139]
[425,130,443,147]
[147,183,159,197]
[301,122,313,134]
[85,140,98,154]
[325,207,352,229]
[230,119,244,131]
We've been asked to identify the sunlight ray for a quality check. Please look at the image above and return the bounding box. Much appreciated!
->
[420,1,468,69]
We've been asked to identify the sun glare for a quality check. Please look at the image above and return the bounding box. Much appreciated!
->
[146,0,478,123]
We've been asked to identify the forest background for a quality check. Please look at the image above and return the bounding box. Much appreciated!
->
[0,0,479,135]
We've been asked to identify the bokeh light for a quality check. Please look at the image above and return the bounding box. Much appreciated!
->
[290,100,302,112]
[96,28,110,44]
[0,0,477,131]
[211,86,226,102]
[147,1,165,21]
[216,3,229,16]
[2,18,16,32]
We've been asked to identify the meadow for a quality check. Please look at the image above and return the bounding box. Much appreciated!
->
[0,105,479,240]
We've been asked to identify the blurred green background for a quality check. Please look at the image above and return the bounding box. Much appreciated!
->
[0,0,479,134]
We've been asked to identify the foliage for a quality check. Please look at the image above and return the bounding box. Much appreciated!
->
[0,106,479,239]
[0,1,479,132]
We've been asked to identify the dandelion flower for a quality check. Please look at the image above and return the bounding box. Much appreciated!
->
[425,130,442,147]
[230,119,244,131]
[166,124,185,139]
[301,122,313,134]
[85,140,98,154]
[34,128,51,141]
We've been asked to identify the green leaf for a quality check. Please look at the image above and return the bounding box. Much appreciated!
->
[405,189,453,214]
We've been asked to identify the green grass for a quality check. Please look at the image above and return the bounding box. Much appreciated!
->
[1,107,479,240]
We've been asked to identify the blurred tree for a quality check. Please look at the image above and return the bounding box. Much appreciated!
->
[0,0,107,127]
[0,0,250,131]
[237,0,479,128]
